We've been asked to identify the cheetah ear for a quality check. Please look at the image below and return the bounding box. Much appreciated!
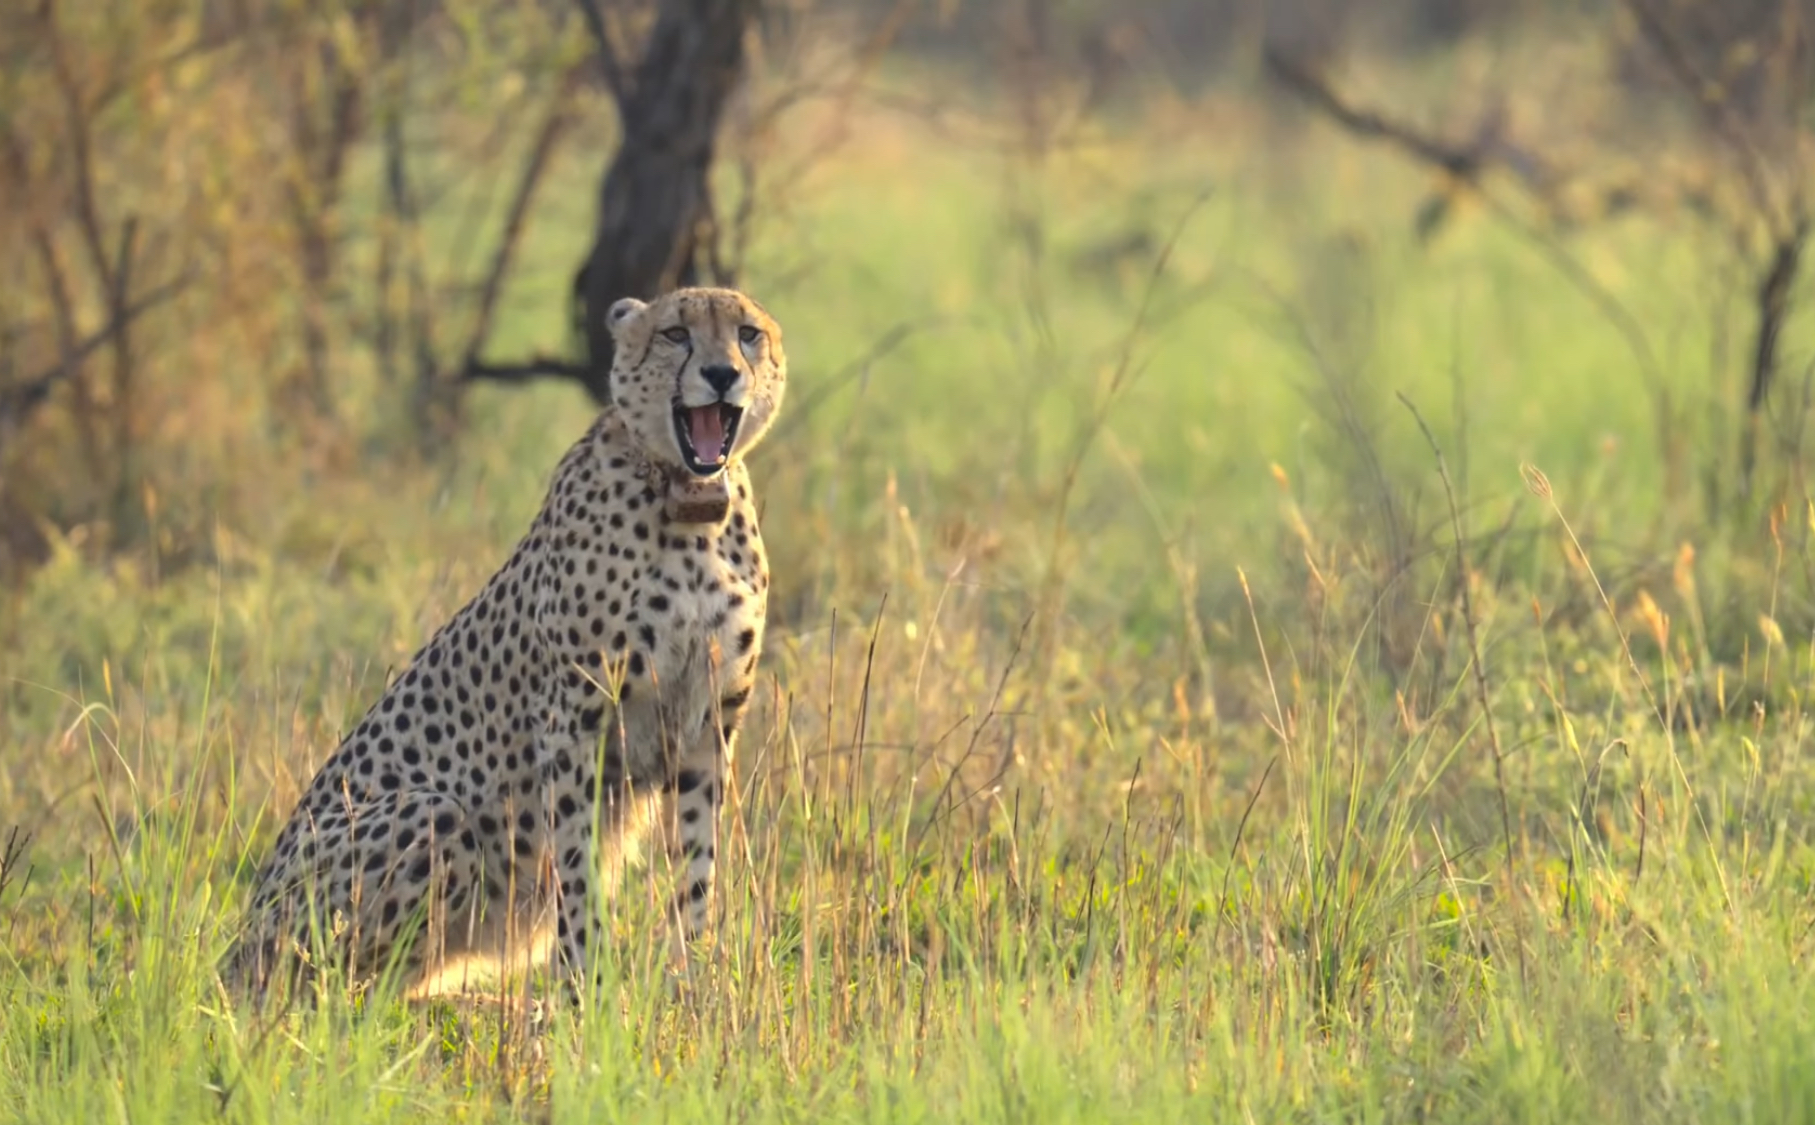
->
[606,297,647,338]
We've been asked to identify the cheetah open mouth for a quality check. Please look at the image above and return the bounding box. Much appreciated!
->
[672,401,743,477]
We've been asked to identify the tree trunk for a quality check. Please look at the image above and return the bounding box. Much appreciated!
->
[574,0,759,406]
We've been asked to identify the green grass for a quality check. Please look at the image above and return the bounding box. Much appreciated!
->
[7,63,1815,1121]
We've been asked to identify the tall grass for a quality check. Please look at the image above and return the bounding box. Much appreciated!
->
[7,68,1815,1122]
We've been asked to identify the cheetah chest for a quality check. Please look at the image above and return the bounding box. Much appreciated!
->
[656,549,759,687]
[603,520,765,778]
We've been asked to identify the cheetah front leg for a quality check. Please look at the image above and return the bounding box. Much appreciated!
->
[665,683,752,957]
[545,722,660,1002]
[544,724,614,1001]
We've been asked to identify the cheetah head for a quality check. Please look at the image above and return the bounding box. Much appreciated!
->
[606,287,787,480]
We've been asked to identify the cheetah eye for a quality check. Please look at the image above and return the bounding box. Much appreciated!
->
[737,325,762,345]
[661,326,690,345]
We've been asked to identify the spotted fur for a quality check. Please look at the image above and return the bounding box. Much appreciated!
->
[224,287,786,1001]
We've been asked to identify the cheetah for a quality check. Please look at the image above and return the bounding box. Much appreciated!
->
[224,287,785,1003]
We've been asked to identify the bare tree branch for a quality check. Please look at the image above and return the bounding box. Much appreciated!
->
[575,0,763,405]
[372,0,426,389]
[459,356,592,387]
[28,229,101,472]
[572,0,632,105]
[1741,219,1808,492]
[430,0,762,412]
[1615,0,1811,498]
[1621,0,1790,234]
[43,0,117,297]
[1263,45,1483,181]
[106,215,139,520]
[1261,47,1665,384]
[1750,225,1806,417]
[1263,42,1682,496]
[0,273,190,435]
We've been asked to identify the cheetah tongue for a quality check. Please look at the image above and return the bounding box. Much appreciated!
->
[687,406,727,465]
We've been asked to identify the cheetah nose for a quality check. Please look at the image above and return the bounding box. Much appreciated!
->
[700,365,739,398]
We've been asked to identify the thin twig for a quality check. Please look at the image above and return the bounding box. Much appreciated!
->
[1034,190,1213,680]
[909,613,1033,854]
[1217,755,1276,934]
[1398,393,1526,984]
[770,318,941,443]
